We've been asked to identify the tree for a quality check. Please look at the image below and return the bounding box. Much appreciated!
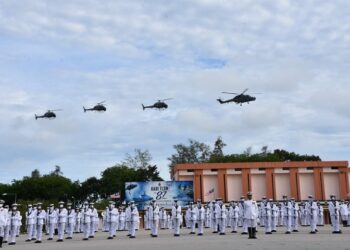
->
[124,149,152,169]
[210,136,226,161]
[50,165,63,176]
[31,169,41,178]
[168,139,211,179]
[243,146,252,156]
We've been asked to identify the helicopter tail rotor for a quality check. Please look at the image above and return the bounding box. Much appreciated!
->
[35,114,38,120]
[142,104,146,110]
[217,99,224,104]
[83,107,87,112]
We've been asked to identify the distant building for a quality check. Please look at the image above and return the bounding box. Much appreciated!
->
[174,161,349,201]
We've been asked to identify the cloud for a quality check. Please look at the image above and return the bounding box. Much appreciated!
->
[0,0,349,182]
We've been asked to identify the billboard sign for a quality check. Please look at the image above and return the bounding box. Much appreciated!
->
[125,181,193,209]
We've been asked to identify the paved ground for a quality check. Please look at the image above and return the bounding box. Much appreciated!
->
[5,226,350,250]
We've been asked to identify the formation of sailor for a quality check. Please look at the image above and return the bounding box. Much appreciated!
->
[148,200,160,237]
[171,200,182,236]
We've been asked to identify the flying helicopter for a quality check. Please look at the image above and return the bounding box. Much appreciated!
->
[217,88,260,106]
[35,109,62,120]
[83,101,107,112]
[142,98,172,110]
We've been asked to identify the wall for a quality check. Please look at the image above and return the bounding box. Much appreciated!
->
[299,173,315,200]
[274,174,291,199]
[323,173,340,199]
[226,174,243,201]
[202,175,219,202]
[250,174,266,200]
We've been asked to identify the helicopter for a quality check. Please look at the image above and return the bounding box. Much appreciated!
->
[217,88,260,106]
[83,101,107,112]
[142,98,172,110]
[35,109,62,120]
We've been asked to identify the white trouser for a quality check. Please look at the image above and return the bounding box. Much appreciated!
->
[291,216,298,231]
[108,222,117,237]
[4,225,9,241]
[190,220,196,233]
[151,219,159,235]
[90,221,95,236]
[284,216,291,232]
[310,216,317,232]
[27,224,34,240]
[330,215,340,232]
[10,225,18,243]
[242,218,248,233]
[48,223,55,239]
[173,218,180,235]
[83,223,90,239]
[57,223,65,240]
[0,226,4,237]
[271,217,277,231]
[246,219,257,228]
[197,220,204,234]
[317,215,324,225]
[130,221,136,237]
[75,221,81,232]
[32,224,37,239]
[231,218,238,231]
[264,216,271,233]
[67,223,75,237]
[218,218,226,233]
[36,224,43,241]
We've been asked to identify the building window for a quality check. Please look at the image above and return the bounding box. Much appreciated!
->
[211,169,218,172]
[306,167,313,170]
[282,167,289,171]
[187,169,194,172]
[331,167,339,170]
[258,168,266,171]
[235,168,242,171]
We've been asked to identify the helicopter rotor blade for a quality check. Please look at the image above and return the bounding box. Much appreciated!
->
[241,88,249,95]
[222,92,239,95]
[160,98,173,101]
[97,100,106,105]
[50,109,63,112]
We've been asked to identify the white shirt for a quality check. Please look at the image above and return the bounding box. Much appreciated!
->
[243,200,258,220]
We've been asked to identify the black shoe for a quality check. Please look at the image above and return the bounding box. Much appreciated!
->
[3,241,7,244]
[56,239,63,242]
[129,236,135,238]
[89,236,94,238]
[272,230,277,232]
[197,233,203,236]
[242,232,248,235]
[190,232,195,234]
[265,232,272,234]
[47,238,53,240]
[310,231,316,234]
[315,229,318,232]
[212,231,218,234]
[83,238,89,241]
[107,237,113,240]
[8,242,16,245]
[35,241,42,243]
[231,231,237,233]
[219,233,226,235]
[293,230,299,232]
[127,234,131,237]
[66,237,72,239]
[174,234,180,237]
[31,238,36,241]
[25,239,31,242]
[285,231,291,234]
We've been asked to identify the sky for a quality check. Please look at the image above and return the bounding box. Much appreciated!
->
[0,0,349,183]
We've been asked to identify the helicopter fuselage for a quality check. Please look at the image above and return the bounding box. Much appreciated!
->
[83,104,107,112]
[217,94,256,105]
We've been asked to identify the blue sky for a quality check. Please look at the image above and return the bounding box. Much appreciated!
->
[0,0,349,183]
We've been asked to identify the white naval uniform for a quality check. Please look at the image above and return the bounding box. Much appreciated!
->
[148,205,160,236]
[47,208,57,239]
[291,202,299,231]
[244,200,258,228]
[306,200,318,233]
[106,207,119,238]
[10,210,21,244]
[189,206,198,233]
[130,206,139,237]
[66,209,76,238]
[82,207,92,239]
[229,205,239,232]
[204,207,211,228]
[282,201,292,233]
[271,204,279,232]
[317,205,324,226]
[197,205,205,235]
[262,202,272,233]
[171,205,182,235]
[328,200,340,232]
[217,204,227,234]
[35,209,46,241]
[89,208,98,237]
[57,208,67,240]
[26,209,35,240]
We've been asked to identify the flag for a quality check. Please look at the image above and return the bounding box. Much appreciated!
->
[110,192,120,199]
[205,188,214,196]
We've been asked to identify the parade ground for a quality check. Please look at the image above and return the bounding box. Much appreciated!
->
[5,226,350,250]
